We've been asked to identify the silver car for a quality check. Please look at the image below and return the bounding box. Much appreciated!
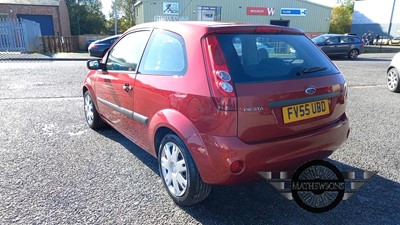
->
[387,52,400,92]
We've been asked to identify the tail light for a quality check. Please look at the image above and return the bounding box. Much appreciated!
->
[202,34,237,111]
[340,82,348,104]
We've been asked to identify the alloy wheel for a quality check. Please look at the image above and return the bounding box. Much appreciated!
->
[160,142,188,197]
[84,94,94,126]
[387,69,399,91]
[349,49,358,59]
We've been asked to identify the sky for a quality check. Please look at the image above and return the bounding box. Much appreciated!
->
[101,0,113,17]
[100,0,336,17]
[308,0,337,7]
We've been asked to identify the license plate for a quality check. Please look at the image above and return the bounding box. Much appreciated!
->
[282,99,330,124]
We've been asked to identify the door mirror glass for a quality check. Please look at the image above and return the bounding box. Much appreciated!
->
[87,60,101,70]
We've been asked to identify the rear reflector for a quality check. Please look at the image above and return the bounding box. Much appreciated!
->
[230,160,244,174]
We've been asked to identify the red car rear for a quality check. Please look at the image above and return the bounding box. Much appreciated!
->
[83,21,349,206]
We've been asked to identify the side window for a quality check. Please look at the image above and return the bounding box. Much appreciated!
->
[106,31,150,71]
[340,37,349,43]
[350,37,360,43]
[327,37,339,44]
[139,30,187,75]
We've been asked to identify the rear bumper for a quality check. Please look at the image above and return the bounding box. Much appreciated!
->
[197,116,349,185]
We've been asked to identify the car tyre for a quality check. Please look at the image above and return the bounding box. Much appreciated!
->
[387,68,400,93]
[84,91,104,129]
[348,49,359,59]
[158,134,211,206]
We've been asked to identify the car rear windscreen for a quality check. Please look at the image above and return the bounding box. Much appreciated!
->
[217,34,339,83]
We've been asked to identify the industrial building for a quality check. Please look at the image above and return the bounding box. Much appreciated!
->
[134,0,332,37]
[0,0,71,36]
[351,0,399,38]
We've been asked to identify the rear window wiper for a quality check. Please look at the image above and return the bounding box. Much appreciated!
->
[296,67,327,76]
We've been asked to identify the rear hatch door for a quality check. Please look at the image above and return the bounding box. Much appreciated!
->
[217,32,346,143]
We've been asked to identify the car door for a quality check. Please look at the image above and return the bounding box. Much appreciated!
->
[320,37,340,55]
[95,30,151,137]
[337,36,351,55]
[133,29,188,150]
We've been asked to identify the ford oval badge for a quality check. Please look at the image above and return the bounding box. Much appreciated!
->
[305,87,316,95]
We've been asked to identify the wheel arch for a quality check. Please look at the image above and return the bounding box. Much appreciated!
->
[82,75,99,110]
[154,126,174,157]
[82,85,88,96]
[349,48,359,53]
[387,66,396,74]
[149,109,212,180]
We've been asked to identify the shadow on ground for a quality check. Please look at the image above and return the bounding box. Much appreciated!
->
[97,127,400,225]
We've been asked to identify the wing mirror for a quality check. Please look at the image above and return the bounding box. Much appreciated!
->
[87,59,104,70]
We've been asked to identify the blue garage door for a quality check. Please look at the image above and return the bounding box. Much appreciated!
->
[17,14,55,36]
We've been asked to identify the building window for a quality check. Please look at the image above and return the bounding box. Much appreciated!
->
[270,20,290,27]
[197,6,222,21]
[0,14,8,19]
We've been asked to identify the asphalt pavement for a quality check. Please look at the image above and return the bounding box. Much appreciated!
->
[0,52,96,61]
[0,53,399,224]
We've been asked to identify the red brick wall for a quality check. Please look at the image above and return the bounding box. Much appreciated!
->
[59,0,71,36]
[0,0,71,36]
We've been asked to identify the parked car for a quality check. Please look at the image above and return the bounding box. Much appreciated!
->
[387,52,400,92]
[85,39,96,51]
[88,35,121,58]
[375,37,390,45]
[83,22,350,206]
[389,37,400,45]
[312,34,364,59]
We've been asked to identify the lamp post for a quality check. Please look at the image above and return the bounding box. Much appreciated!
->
[114,0,118,35]
[77,14,80,35]
[388,0,397,37]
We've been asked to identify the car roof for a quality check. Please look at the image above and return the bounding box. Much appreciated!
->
[94,34,121,43]
[320,34,358,37]
[102,34,121,40]
[128,21,304,36]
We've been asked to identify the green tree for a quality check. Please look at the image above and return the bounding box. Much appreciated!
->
[329,1,355,34]
[108,0,137,34]
[66,0,107,35]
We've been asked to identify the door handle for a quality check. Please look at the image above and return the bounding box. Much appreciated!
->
[123,83,133,91]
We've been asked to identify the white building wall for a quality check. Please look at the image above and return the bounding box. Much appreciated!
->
[351,0,398,37]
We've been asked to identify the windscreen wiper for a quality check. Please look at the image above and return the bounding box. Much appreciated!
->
[296,67,327,76]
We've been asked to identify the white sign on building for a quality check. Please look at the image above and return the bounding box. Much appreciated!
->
[197,6,222,21]
[163,2,179,15]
